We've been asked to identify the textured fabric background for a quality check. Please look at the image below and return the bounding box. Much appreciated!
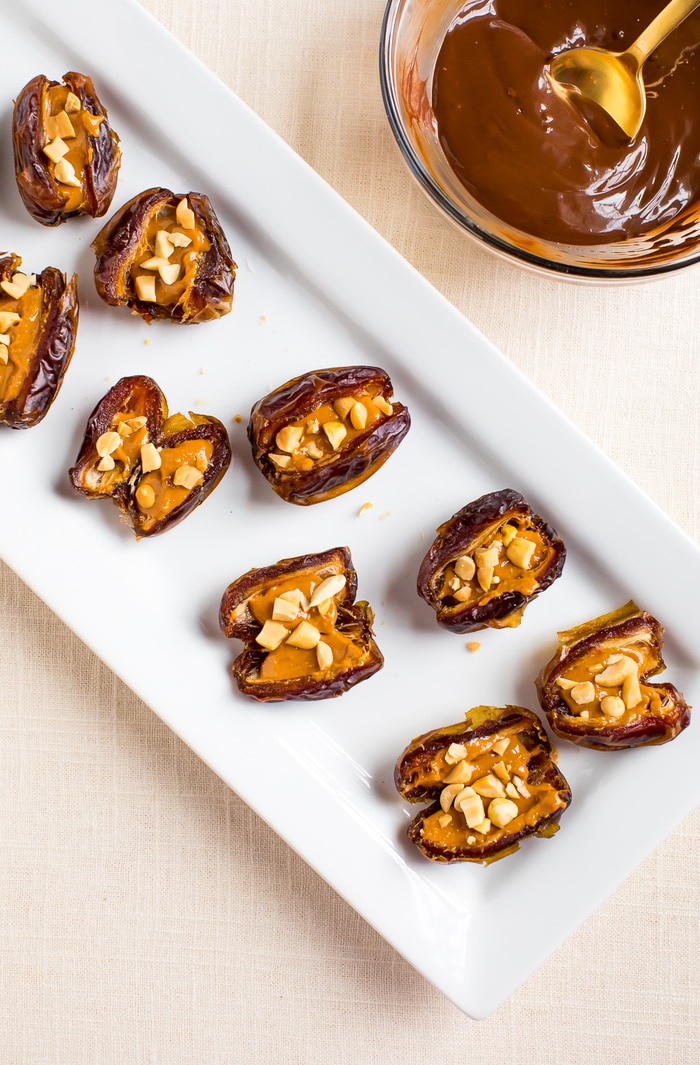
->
[1,0,699,1061]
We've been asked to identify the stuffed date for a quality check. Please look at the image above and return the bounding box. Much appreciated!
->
[417,488,566,633]
[219,546,384,701]
[93,187,236,323]
[247,365,410,505]
[0,253,79,429]
[395,705,571,865]
[536,601,691,750]
[69,375,231,537]
[12,71,121,226]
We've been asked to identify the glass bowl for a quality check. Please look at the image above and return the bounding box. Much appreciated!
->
[379,0,700,281]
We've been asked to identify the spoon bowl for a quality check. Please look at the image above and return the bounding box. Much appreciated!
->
[550,0,700,140]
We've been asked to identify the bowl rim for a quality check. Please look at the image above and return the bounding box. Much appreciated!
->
[378,0,700,281]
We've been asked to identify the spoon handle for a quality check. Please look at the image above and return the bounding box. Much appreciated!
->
[628,0,700,65]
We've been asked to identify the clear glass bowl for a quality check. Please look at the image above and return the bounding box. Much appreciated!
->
[379,0,700,281]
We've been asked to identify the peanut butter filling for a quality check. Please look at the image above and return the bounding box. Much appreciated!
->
[419,729,565,848]
[0,275,42,403]
[440,520,551,609]
[87,409,213,529]
[268,391,393,473]
[248,570,362,681]
[132,198,210,306]
[555,645,663,726]
[42,83,102,210]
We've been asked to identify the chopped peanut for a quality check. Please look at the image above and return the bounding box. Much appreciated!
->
[286,620,321,650]
[308,573,346,608]
[255,620,289,651]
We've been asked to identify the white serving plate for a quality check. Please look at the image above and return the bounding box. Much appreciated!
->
[2,0,699,1019]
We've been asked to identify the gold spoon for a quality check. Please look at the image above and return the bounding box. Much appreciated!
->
[549,0,700,139]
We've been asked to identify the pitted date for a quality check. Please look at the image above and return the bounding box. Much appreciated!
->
[93,187,236,323]
[69,375,231,537]
[247,365,410,505]
[417,488,566,633]
[219,546,384,701]
[12,71,121,226]
[395,705,571,865]
[536,601,691,750]
[0,253,79,429]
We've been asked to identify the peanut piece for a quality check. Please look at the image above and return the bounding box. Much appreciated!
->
[276,425,303,453]
[570,681,596,705]
[135,275,157,302]
[54,158,81,188]
[135,482,156,509]
[173,465,203,489]
[43,137,70,163]
[440,783,465,813]
[454,555,476,582]
[488,798,519,828]
[140,442,161,473]
[373,395,393,416]
[350,401,368,430]
[0,311,20,332]
[500,523,517,546]
[506,536,536,569]
[334,397,356,419]
[454,788,485,828]
[176,198,196,230]
[444,742,467,765]
[474,544,500,591]
[322,420,347,450]
[471,774,506,799]
[269,453,291,470]
[443,761,475,785]
[255,620,289,651]
[596,654,637,687]
[1,273,32,300]
[272,597,300,623]
[308,573,346,608]
[600,695,626,718]
[316,641,334,671]
[64,92,81,113]
[286,620,321,650]
[96,430,122,458]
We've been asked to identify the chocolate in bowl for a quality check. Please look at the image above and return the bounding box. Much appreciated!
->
[380,0,700,280]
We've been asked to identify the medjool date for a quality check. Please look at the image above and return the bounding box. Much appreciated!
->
[219,546,384,700]
[0,253,79,429]
[395,705,571,864]
[93,187,236,323]
[536,601,691,750]
[417,488,566,632]
[12,71,121,226]
[247,365,410,505]
[69,375,231,537]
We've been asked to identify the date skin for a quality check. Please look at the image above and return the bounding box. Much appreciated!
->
[69,375,231,537]
[220,545,384,701]
[417,488,566,633]
[536,601,691,750]
[248,365,410,505]
[395,705,572,865]
[12,71,121,226]
[0,253,79,429]
[93,187,236,323]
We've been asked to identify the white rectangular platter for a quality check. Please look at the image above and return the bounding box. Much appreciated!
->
[2,0,699,1019]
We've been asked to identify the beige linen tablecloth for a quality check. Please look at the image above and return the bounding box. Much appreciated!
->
[2,1,699,1061]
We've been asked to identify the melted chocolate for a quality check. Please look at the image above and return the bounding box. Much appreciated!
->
[432,0,700,244]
